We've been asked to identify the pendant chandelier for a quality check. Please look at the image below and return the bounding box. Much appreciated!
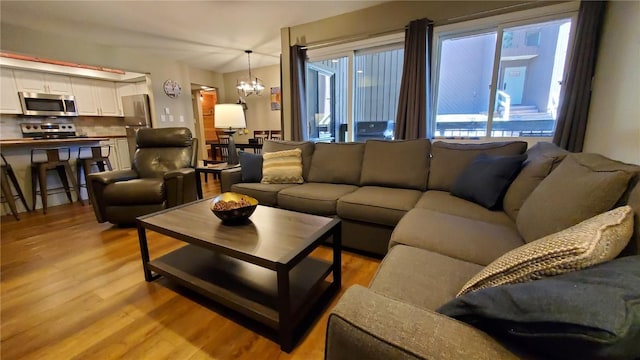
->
[236,50,264,97]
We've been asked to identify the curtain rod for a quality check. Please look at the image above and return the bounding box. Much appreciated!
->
[300,1,539,50]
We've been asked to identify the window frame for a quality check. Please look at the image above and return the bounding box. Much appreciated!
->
[307,33,405,142]
[430,1,579,141]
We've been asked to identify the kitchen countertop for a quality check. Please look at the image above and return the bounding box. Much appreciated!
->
[0,137,111,147]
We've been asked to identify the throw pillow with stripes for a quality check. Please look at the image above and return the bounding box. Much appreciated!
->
[261,148,304,184]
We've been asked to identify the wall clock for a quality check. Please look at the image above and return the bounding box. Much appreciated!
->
[163,79,182,98]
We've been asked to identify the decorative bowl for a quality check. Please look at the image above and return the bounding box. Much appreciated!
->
[210,192,258,224]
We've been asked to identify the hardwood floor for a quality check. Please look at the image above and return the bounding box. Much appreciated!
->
[0,176,381,360]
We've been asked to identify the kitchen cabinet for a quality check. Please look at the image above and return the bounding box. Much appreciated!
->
[13,69,73,95]
[116,80,148,116]
[70,78,120,116]
[0,68,22,114]
[115,138,131,170]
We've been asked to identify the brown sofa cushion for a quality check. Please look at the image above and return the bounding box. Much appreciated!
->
[308,142,365,185]
[390,208,524,266]
[277,183,359,215]
[517,153,634,243]
[360,139,430,191]
[103,178,165,205]
[262,140,314,180]
[503,142,568,220]
[370,245,483,310]
[337,186,422,226]
[414,191,515,228]
[428,141,527,191]
[230,182,298,206]
[459,206,634,296]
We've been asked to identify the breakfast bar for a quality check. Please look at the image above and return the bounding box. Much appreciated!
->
[0,137,110,215]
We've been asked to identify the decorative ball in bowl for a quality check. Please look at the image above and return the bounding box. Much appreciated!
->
[210,192,258,224]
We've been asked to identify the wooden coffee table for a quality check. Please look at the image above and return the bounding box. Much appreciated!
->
[136,199,341,352]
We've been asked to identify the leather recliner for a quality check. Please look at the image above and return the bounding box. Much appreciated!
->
[87,127,198,225]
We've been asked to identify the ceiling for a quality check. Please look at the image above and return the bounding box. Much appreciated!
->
[0,1,385,74]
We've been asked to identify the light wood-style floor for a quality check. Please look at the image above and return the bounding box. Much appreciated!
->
[0,176,381,360]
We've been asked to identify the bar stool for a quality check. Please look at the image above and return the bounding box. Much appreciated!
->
[1,154,30,220]
[31,147,83,214]
[76,145,113,203]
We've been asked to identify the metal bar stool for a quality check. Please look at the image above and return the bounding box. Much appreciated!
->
[1,154,30,220]
[30,147,83,214]
[76,145,113,203]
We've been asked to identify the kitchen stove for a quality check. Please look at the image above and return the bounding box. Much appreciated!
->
[20,122,84,139]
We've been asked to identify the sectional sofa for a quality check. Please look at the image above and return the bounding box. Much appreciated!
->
[221,139,640,359]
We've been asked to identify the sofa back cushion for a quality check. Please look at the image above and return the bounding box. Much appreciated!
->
[262,140,314,180]
[623,182,640,256]
[428,141,527,191]
[134,127,195,178]
[503,142,569,220]
[308,142,365,185]
[360,139,431,191]
[516,153,635,243]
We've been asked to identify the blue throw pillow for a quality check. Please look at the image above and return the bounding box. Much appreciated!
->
[437,256,640,360]
[451,153,527,209]
[238,151,263,183]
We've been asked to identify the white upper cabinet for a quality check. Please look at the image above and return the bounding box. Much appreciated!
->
[116,80,149,115]
[70,77,99,115]
[13,69,73,95]
[0,68,22,114]
[70,77,120,116]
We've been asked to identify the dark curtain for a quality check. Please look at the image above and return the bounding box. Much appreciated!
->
[394,18,432,140]
[290,45,308,141]
[553,1,607,152]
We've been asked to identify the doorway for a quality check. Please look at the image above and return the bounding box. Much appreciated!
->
[503,66,527,105]
[191,86,218,160]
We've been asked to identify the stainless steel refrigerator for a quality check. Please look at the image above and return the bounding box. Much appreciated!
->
[122,94,152,162]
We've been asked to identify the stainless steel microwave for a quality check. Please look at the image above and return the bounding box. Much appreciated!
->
[19,92,79,117]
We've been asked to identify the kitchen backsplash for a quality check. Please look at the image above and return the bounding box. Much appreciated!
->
[0,114,127,139]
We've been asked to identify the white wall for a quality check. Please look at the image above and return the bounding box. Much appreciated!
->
[583,1,640,165]
[222,65,281,142]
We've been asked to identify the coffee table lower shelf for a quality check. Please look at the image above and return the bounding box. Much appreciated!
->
[147,244,335,342]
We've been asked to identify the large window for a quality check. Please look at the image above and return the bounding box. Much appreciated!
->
[433,12,576,138]
[306,36,404,142]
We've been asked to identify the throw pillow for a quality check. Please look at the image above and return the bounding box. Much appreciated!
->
[238,151,263,183]
[458,205,633,296]
[261,148,304,184]
[451,153,527,209]
[516,154,633,243]
[438,256,640,360]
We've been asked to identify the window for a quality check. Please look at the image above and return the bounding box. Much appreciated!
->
[433,5,577,139]
[306,35,404,142]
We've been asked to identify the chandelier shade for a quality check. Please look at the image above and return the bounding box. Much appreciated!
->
[236,50,264,97]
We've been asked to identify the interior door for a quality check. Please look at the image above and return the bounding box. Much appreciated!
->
[503,66,527,105]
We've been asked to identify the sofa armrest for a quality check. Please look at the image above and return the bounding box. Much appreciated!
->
[86,169,139,223]
[326,285,518,360]
[88,169,138,185]
[164,168,197,207]
[220,167,243,192]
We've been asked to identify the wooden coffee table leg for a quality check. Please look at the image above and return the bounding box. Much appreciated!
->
[277,263,293,352]
[137,222,157,281]
[195,169,204,199]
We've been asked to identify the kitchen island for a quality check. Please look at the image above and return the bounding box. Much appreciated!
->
[1,137,112,216]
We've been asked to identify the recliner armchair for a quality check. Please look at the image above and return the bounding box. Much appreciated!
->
[87,127,198,225]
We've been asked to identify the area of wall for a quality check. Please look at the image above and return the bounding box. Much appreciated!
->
[583,1,640,165]
[221,65,282,143]
[0,23,225,136]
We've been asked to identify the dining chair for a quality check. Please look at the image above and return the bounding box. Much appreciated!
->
[253,130,270,153]
[270,130,282,140]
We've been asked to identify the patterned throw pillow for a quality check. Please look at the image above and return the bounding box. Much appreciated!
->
[261,148,304,184]
[458,205,634,296]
